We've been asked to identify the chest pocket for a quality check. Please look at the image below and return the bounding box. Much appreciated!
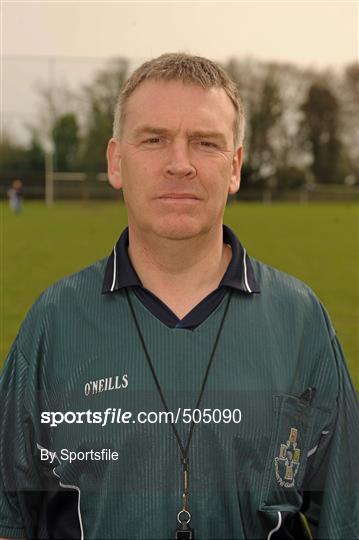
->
[259,393,315,513]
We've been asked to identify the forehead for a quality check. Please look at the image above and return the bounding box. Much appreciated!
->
[122,79,236,135]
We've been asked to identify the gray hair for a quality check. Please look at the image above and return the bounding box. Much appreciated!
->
[113,53,245,148]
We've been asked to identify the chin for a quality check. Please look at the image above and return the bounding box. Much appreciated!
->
[152,218,206,241]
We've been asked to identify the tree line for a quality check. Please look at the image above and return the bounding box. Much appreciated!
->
[1,57,358,190]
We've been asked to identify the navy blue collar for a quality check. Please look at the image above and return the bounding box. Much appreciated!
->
[102,225,260,295]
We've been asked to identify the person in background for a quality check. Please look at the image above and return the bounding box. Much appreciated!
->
[7,179,23,214]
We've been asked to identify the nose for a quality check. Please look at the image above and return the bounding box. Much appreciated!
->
[164,141,196,179]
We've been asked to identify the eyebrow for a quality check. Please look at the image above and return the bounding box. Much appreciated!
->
[132,125,228,145]
[132,125,172,138]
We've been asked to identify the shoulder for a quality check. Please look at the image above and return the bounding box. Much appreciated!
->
[17,258,108,353]
[250,257,335,339]
[37,257,107,303]
[252,257,314,296]
[26,257,108,315]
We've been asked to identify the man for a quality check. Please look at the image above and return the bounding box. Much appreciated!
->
[7,179,23,214]
[0,53,358,540]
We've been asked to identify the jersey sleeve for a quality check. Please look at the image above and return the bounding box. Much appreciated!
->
[302,332,359,539]
[0,338,29,538]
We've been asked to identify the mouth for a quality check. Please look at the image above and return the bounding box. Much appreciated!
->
[158,193,199,200]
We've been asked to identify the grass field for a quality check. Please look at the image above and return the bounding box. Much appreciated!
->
[1,201,358,388]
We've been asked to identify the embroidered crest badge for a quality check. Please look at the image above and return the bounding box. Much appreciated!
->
[274,428,301,488]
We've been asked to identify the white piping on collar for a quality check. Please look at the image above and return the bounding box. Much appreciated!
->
[243,248,252,293]
[110,246,117,292]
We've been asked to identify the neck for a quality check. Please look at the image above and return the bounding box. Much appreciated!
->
[127,225,231,318]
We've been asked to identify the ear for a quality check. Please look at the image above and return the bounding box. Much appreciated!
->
[228,145,243,195]
[107,138,123,190]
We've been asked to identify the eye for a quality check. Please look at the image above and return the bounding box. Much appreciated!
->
[199,140,218,148]
[143,137,161,144]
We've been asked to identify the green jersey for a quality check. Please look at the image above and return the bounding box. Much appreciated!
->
[0,252,358,539]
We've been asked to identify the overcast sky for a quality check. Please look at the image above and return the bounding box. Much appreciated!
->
[3,1,358,66]
[2,1,358,142]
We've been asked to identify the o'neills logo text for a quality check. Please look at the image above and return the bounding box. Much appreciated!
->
[85,374,128,396]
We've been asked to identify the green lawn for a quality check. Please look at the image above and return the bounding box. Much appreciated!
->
[1,201,358,388]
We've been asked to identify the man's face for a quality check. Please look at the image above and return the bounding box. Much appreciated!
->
[107,80,242,240]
